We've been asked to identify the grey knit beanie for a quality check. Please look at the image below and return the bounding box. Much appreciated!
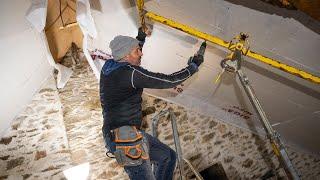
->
[109,35,139,61]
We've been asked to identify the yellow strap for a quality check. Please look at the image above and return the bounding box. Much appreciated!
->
[145,11,320,84]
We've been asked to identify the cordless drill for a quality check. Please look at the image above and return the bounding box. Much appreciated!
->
[196,41,207,56]
[188,41,207,64]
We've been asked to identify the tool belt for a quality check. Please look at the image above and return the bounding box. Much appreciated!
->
[113,126,149,166]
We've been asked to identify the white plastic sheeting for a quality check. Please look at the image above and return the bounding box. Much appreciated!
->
[0,0,53,136]
[25,0,73,88]
[76,0,100,79]
[25,0,47,32]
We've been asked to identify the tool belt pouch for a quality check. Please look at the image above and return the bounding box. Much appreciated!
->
[113,126,149,166]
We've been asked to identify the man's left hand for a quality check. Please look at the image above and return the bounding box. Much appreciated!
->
[143,25,152,37]
[136,26,151,42]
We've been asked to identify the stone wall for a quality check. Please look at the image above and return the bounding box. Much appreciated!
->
[57,59,128,180]
[0,77,72,179]
[142,96,320,179]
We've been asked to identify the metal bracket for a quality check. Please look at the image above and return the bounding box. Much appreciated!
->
[151,109,204,180]
[218,33,300,180]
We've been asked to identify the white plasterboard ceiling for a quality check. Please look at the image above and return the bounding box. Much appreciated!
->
[89,0,320,155]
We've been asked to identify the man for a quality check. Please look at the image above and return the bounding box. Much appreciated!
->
[99,27,204,180]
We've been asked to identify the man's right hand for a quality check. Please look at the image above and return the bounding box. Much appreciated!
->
[189,54,204,67]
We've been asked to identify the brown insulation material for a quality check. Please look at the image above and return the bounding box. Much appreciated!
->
[45,0,83,62]
[291,0,320,21]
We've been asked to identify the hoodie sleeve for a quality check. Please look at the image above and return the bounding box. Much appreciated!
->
[128,63,198,89]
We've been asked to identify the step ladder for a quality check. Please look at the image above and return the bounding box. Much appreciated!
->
[151,109,204,180]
